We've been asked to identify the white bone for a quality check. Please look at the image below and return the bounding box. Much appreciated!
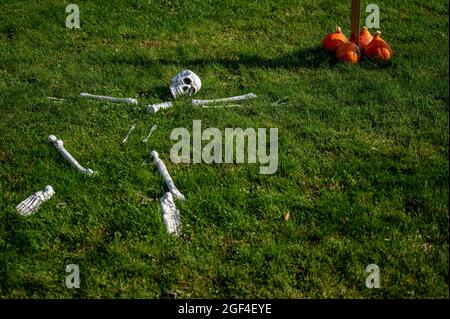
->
[200,104,242,109]
[148,93,257,114]
[48,135,96,176]
[151,150,185,200]
[16,185,55,216]
[160,192,181,236]
[147,101,173,114]
[143,125,158,143]
[47,97,65,102]
[80,92,138,105]
[192,93,257,106]
[170,70,202,98]
[121,124,136,143]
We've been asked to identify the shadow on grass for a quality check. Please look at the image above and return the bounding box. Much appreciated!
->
[103,46,393,72]
[110,47,339,70]
[169,47,337,70]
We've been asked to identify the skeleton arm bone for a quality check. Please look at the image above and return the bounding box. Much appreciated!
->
[192,93,257,106]
[80,93,138,105]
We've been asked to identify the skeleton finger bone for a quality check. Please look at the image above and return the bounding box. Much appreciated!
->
[48,135,96,176]
[151,150,185,201]
[16,185,55,216]
[160,192,182,236]
[143,125,158,143]
[192,93,257,107]
[80,92,138,105]
[122,124,136,144]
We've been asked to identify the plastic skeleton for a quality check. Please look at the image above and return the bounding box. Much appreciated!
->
[48,135,96,176]
[16,185,55,216]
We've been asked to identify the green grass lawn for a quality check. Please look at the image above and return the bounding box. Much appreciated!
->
[0,0,448,298]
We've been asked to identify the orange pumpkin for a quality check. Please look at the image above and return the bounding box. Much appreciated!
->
[322,27,349,53]
[336,42,360,64]
[365,31,392,61]
[358,27,374,50]
[350,27,374,49]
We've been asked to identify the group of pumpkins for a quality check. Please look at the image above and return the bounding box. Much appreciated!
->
[322,27,392,63]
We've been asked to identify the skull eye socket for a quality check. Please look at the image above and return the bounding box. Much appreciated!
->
[183,77,192,85]
[188,87,196,95]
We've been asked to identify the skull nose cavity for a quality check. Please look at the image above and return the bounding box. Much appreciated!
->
[182,86,189,92]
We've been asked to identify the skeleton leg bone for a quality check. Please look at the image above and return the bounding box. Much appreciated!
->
[151,150,185,200]
[160,192,182,236]
[80,92,138,105]
[16,185,55,216]
[48,135,96,176]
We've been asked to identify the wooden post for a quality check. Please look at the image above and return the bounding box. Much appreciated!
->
[351,0,361,45]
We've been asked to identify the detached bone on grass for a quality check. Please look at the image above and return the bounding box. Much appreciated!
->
[16,185,55,216]
[122,124,136,144]
[160,192,182,236]
[80,92,138,105]
[147,101,173,114]
[48,135,96,176]
[143,125,158,143]
[192,93,257,107]
[151,150,185,200]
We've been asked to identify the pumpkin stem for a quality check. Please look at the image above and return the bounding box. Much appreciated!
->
[375,31,382,37]
[336,26,342,33]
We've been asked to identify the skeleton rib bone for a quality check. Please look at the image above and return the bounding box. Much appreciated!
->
[48,135,96,176]
[160,192,182,236]
[80,92,138,105]
[16,185,55,216]
[143,125,158,143]
[122,124,136,144]
[151,150,185,200]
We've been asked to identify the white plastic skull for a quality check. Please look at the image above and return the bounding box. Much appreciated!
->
[170,70,202,98]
